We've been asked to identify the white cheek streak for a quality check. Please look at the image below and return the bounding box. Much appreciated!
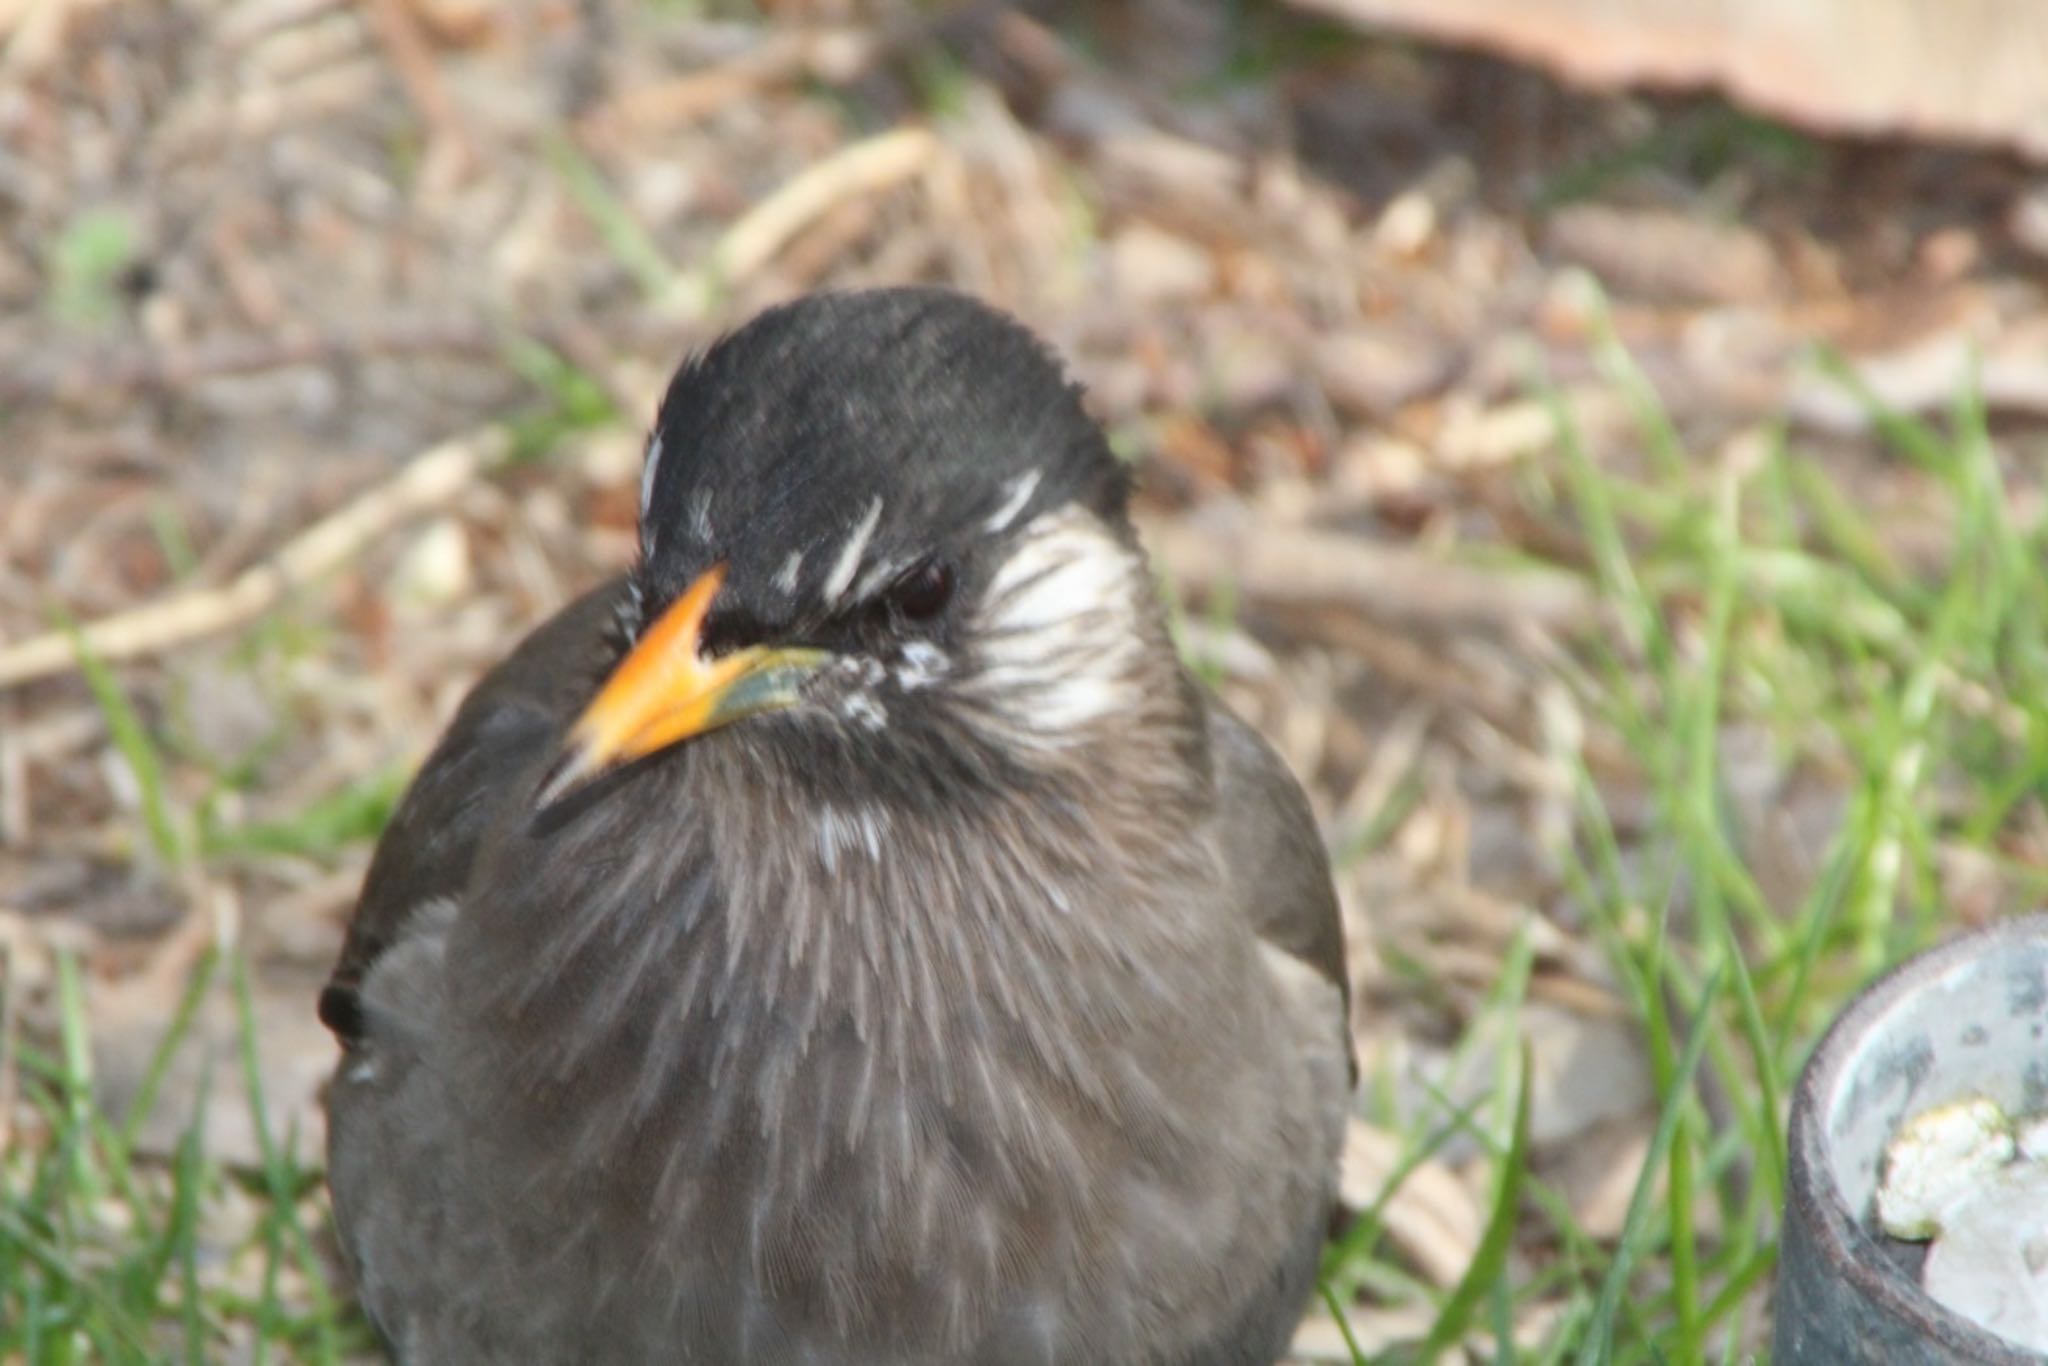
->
[824,655,889,730]
[775,550,804,595]
[894,640,947,690]
[689,489,714,543]
[840,692,887,730]
[983,468,1042,533]
[640,433,663,518]
[973,509,1144,741]
[822,497,883,604]
[853,557,908,601]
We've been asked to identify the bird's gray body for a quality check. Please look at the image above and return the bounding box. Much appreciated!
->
[330,581,1347,1363]
[324,290,1350,1365]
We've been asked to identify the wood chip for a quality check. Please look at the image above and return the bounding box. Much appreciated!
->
[1339,1118,1486,1288]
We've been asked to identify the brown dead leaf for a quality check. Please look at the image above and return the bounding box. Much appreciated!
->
[1291,0,2048,160]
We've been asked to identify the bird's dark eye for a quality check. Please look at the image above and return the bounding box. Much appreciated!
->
[890,561,954,621]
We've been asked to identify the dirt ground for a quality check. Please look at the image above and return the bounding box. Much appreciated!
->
[6,0,2048,1358]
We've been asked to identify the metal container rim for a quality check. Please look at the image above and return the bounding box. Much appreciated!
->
[1785,911,2048,1363]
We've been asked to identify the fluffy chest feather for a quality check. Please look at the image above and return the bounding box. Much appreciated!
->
[420,754,1303,1360]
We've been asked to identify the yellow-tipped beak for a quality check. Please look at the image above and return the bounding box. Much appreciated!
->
[538,565,827,806]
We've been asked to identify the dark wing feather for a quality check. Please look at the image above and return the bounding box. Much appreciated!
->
[1203,696,1352,1036]
[320,579,629,1038]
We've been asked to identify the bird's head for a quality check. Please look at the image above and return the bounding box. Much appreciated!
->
[538,288,1184,809]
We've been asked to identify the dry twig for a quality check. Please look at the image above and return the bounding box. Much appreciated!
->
[582,3,1010,139]
[0,320,507,406]
[363,0,473,173]
[699,126,941,291]
[1140,516,1599,633]
[0,313,701,409]
[584,28,878,137]
[0,427,512,689]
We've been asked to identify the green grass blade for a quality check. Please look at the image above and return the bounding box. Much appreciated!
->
[1318,1281,1372,1366]
[61,614,185,867]
[1417,1048,1533,1361]
[542,132,678,302]
[1577,960,1726,1366]
[115,948,219,1161]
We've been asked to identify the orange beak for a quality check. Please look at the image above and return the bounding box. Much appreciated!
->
[537,565,827,806]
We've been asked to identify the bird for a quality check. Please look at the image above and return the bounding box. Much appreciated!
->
[319,286,1352,1365]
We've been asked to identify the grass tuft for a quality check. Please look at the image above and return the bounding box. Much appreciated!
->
[1320,310,2048,1358]
[0,948,368,1363]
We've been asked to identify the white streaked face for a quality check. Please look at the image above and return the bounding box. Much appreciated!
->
[606,291,1161,812]
[796,499,1148,751]
[962,507,1146,745]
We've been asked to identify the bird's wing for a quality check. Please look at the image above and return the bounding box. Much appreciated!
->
[323,583,631,1360]
[1203,696,1352,1034]
[320,579,629,1038]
